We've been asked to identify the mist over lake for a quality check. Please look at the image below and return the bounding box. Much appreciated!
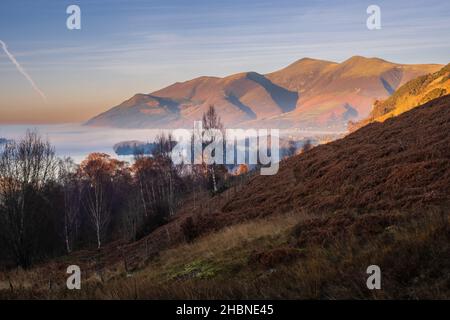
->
[0,124,341,164]
[0,124,162,163]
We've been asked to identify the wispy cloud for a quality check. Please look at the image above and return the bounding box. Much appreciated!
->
[0,39,47,102]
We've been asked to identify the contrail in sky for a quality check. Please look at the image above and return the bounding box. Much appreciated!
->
[0,39,47,103]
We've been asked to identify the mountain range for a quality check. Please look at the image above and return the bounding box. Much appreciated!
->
[86,56,442,130]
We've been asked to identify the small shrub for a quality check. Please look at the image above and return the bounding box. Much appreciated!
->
[180,217,199,243]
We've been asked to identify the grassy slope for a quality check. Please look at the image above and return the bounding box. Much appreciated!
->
[352,64,450,130]
[2,209,448,299]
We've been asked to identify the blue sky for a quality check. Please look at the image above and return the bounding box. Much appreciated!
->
[0,0,449,123]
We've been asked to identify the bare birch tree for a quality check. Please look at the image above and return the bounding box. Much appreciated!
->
[202,105,226,194]
[79,153,123,249]
[58,157,80,253]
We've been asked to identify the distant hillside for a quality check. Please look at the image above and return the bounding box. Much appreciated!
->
[86,72,299,128]
[351,63,450,131]
[86,56,441,130]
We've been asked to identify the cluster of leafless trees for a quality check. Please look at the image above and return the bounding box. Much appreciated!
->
[0,132,58,267]
[0,107,232,269]
[0,132,208,269]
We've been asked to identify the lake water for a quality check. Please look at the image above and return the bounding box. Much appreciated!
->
[0,124,161,163]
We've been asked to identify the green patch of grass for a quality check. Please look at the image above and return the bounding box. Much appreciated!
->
[169,260,223,280]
